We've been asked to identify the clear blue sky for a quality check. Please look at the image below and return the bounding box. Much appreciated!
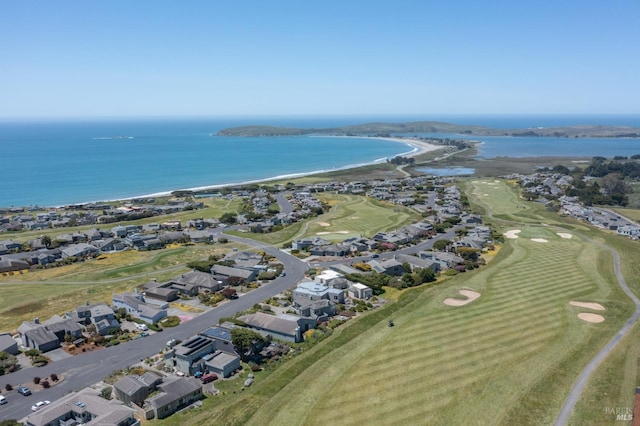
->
[2,1,639,118]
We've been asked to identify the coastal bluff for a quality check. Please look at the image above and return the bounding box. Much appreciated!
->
[216,121,640,138]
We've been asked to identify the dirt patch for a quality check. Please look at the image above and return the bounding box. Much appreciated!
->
[316,222,330,227]
[577,313,605,323]
[504,230,521,239]
[570,301,605,311]
[4,301,45,316]
[444,289,481,307]
[557,233,573,239]
[531,238,548,243]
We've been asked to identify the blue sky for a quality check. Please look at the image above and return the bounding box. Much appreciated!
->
[2,1,639,118]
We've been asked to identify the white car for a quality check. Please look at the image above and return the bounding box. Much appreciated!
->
[31,400,50,411]
[135,324,148,331]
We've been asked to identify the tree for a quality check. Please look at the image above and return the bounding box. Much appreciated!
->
[601,173,630,197]
[222,287,238,299]
[432,240,451,252]
[25,349,41,359]
[231,328,266,361]
[219,213,237,225]
[416,267,436,283]
[41,235,52,249]
[100,386,113,400]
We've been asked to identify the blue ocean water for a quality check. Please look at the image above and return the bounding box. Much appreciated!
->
[0,118,414,207]
[1,115,640,207]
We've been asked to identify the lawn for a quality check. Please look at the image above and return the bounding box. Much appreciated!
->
[0,243,238,330]
[161,179,634,425]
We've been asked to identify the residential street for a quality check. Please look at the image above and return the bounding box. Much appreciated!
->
[0,226,452,420]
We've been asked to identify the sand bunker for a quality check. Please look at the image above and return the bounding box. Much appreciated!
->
[557,233,573,239]
[570,301,605,311]
[444,289,481,307]
[577,313,605,323]
[316,222,330,227]
[316,232,330,235]
[504,230,521,239]
[531,238,548,243]
[337,230,349,234]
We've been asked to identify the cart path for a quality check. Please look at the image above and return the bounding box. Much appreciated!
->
[554,242,640,425]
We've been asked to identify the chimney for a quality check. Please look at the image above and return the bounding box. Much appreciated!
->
[34,318,40,324]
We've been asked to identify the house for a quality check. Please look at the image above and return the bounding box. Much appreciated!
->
[223,250,264,271]
[394,253,441,273]
[199,350,241,378]
[419,251,464,269]
[0,332,18,355]
[147,377,203,420]
[170,335,216,375]
[199,324,235,350]
[349,283,373,300]
[295,299,336,320]
[95,238,128,253]
[114,372,163,407]
[367,258,405,276]
[112,291,167,324]
[17,315,82,353]
[144,285,180,302]
[22,387,139,426]
[293,281,345,306]
[237,312,316,343]
[170,270,224,294]
[68,303,121,336]
[210,264,258,283]
[291,237,330,251]
[60,243,99,259]
[0,257,30,273]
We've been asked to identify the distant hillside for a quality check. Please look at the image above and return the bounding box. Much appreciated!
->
[216,121,640,138]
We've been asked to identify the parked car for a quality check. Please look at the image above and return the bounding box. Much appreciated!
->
[31,400,50,411]
[201,373,218,384]
[17,386,32,396]
[135,324,148,331]
[0,395,7,405]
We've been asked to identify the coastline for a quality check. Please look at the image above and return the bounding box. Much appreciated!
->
[39,136,445,208]
[117,137,446,201]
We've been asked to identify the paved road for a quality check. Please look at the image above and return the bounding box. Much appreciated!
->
[0,232,308,421]
[275,192,294,214]
[554,241,640,425]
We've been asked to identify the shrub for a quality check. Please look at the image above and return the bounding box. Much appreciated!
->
[5,383,12,391]
[41,380,50,389]
[50,373,58,382]
[161,316,180,328]
[33,376,41,385]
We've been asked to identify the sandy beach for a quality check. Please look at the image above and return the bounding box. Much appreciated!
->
[122,136,447,202]
[350,136,448,158]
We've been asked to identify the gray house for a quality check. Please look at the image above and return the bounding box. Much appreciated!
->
[237,312,316,343]
[147,377,203,420]
[114,372,163,407]
[17,315,82,353]
[210,264,258,283]
[0,333,18,355]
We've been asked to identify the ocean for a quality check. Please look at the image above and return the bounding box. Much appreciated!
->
[2,115,640,208]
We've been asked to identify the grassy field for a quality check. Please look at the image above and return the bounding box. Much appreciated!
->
[0,243,238,331]
[157,179,635,426]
